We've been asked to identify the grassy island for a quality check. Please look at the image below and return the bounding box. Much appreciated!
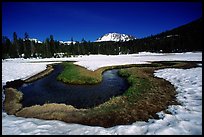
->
[57,62,102,84]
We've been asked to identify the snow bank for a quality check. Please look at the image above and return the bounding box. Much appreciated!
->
[2,61,60,85]
[3,52,201,71]
[73,52,202,71]
[2,52,202,135]
[153,67,202,135]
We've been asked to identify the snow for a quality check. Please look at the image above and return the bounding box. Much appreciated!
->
[2,52,201,72]
[166,34,179,38]
[73,52,201,71]
[96,32,136,42]
[2,60,59,85]
[2,52,202,135]
[153,67,202,135]
[59,40,76,45]
[23,38,42,43]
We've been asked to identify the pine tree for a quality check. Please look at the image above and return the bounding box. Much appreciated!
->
[18,38,24,57]
[24,32,31,58]
[45,38,51,57]
[12,32,19,57]
[70,37,74,46]
[2,36,11,59]
[50,35,55,56]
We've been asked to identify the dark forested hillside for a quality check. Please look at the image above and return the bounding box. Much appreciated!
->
[146,17,202,52]
[2,18,202,59]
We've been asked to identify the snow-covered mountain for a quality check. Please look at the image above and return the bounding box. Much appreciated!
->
[96,32,136,42]
[23,38,77,45]
[59,41,76,45]
[23,38,42,43]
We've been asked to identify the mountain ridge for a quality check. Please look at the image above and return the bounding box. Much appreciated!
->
[96,32,136,42]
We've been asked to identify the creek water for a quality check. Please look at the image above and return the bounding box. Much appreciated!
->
[17,64,129,109]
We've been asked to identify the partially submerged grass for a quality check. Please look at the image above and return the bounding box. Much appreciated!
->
[4,61,200,127]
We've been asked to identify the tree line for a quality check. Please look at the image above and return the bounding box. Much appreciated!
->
[2,18,202,59]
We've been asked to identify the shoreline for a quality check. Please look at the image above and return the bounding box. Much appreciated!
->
[24,64,54,83]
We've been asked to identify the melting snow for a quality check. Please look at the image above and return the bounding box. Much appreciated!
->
[2,52,202,135]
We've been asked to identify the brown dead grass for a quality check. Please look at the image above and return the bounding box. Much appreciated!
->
[4,88,23,115]
[16,103,86,123]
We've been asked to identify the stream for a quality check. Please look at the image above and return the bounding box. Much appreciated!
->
[12,64,130,109]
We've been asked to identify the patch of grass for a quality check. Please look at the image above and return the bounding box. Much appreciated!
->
[56,62,156,85]
[57,62,102,84]
[118,68,151,99]
[126,76,151,99]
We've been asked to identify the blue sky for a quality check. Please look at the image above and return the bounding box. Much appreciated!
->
[2,2,202,42]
